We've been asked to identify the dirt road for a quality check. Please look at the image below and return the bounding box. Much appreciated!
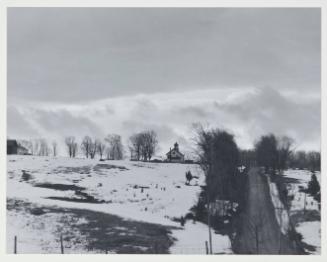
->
[234,167,298,254]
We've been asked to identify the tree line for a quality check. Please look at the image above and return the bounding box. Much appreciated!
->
[17,128,319,172]
[18,139,57,157]
[18,129,159,161]
[65,134,125,160]
[239,134,320,172]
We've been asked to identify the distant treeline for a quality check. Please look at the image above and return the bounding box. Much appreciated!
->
[17,130,159,161]
[17,128,320,172]
[239,135,320,171]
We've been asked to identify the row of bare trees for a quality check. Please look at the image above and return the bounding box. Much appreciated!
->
[65,136,78,158]
[19,139,58,157]
[65,134,124,160]
[65,131,158,161]
[288,150,320,171]
[66,131,158,160]
[18,130,159,161]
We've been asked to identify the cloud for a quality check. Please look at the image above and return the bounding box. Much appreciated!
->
[32,109,103,138]
[7,87,320,156]
[7,106,40,139]
[212,87,320,150]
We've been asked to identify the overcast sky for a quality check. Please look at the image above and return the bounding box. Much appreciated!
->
[7,8,321,155]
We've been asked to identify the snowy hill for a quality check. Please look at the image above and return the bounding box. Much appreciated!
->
[7,155,231,254]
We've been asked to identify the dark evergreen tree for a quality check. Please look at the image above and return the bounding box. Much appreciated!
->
[307,173,320,197]
[195,126,239,202]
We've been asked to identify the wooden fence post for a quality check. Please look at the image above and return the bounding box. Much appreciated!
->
[60,235,64,254]
[14,236,17,254]
[205,241,209,254]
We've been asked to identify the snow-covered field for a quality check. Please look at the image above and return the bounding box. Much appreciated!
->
[284,170,320,212]
[283,170,321,254]
[7,155,231,254]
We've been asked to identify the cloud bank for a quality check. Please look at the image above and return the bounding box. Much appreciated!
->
[8,87,320,156]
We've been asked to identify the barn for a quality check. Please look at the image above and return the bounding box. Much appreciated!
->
[166,142,185,163]
[7,139,29,155]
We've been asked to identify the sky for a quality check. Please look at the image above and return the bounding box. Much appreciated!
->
[7,8,321,156]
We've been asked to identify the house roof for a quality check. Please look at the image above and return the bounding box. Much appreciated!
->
[18,145,28,151]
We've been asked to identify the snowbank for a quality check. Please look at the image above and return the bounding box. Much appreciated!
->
[266,175,290,234]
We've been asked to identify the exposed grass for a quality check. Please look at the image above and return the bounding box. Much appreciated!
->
[291,210,321,224]
[7,198,177,254]
[45,196,105,204]
[33,182,105,203]
[21,171,33,182]
[72,208,176,253]
[93,164,129,172]
[52,166,92,174]
[34,183,86,191]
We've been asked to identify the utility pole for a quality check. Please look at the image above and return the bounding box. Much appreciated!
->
[206,144,217,254]
[275,207,283,254]
[206,157,213,254]
[60,235,64,254]
[207,198,213,254]
[14,236,17,254]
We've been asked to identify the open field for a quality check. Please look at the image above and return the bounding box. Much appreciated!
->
[7,155,231,254]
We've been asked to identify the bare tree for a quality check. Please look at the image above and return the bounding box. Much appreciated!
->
[97,139,106,159]
[81,136,92,158]
[30,139,40,156]
[129,133,143,160]
[277,136,294,171]
[52,141,58,157]
[129,130,158,161]
[142,130,158,161]
[105,134,124,160]
[307,151,321,171]
[89,139,98,159]
[65,136,77,158]
[38,139,50,156]
[72,140,78,157]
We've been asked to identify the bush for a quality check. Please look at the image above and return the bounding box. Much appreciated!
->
[307,173,320,197]
[185,170,193,185]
